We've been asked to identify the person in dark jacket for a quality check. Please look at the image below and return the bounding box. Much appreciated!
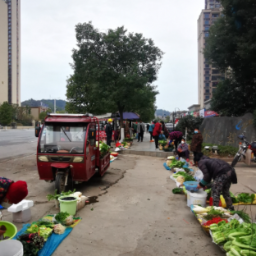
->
[137,120,145,142]
[190,128,203,166]
[105,119,113,146]
[168,131,183,151]
[160,121,170,138]
[197,156,237,210]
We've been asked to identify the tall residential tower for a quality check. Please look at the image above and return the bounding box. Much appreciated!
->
[0,0,21,105]
[197,0,223,108]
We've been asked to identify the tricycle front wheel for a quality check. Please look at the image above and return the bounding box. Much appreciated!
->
[55,173,66,193]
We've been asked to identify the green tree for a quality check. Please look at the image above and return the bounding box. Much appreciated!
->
[66,22,163,126]
[0,102,13,125]
[176,116,204,140]
[39,109,51,121]
[204,0,256,116]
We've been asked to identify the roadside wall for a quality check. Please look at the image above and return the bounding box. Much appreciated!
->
[200,113,256,147]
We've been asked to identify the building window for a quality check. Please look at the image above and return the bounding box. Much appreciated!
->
[205,70,210,75]
[204,13,210,18]
[205,64,210,68]
[210,4,214,8]
[205,83,210,87]
[205,89,210,93]
[212,82,218,87]
[212,14,219,18]
[204,20,210,25]
[205,32,209,37]
[212,69,219,74]
[216,4,221,8]
[205,96,210,100]
[205,77,210,81]
[212,76,218,80]
[204,26,210,31]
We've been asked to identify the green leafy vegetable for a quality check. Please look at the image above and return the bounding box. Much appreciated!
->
[26,224,39,234]
[55,212,70,223]
[231,210,251,223]
[172,188,184,194]
[204,207,225,220]
[39,226,53,241]
[230,192,239,204]
[173,171,196,181]
[237,193,255,204]
[47,189,76,201]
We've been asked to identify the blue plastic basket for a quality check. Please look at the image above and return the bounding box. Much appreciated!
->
[183,181,199,192]
[163,162,171,171]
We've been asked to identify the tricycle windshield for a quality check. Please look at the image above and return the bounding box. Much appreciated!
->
[39,123,87,154]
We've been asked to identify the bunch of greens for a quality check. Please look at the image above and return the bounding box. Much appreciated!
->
[55,212,70,223]
[99,142,110,157]
[169,159,185,169]
[47,189,76,201]
[18,233,45,256]
[231,210,251,224]
[229,191,239,204]
[158,140,167,146]
[172,188,184,194]
[237,193,255,204]
[173,171,196,182]
[124,138,133,142]
[210,219,253,244]
[38,226,53,241]
[204,207,225,220]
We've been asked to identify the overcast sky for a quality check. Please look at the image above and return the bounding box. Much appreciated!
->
[21,0,204,111]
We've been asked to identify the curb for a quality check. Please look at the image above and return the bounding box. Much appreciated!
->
[119,150,174,158]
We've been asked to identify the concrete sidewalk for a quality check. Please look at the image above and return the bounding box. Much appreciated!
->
[120,132,174,158]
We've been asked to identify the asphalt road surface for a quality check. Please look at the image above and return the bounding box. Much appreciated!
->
[0,129,37,160]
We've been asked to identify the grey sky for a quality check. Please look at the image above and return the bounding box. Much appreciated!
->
[21,0,204,111]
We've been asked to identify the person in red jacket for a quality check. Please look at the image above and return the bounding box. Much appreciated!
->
[152,120,162,149]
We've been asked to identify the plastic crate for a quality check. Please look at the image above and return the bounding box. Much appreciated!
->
[183,181,199,192]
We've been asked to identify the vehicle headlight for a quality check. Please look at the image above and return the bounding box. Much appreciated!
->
[73,156,84,163]
[38,156,48,162]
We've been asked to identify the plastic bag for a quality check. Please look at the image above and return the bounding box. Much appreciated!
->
[194,170,204,181]
[64,216,74,226]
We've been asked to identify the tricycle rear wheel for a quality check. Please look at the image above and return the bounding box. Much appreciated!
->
[55,173,66,193]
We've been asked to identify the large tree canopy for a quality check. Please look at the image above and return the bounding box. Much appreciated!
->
[66,22,163,125]
[204,0,256,116]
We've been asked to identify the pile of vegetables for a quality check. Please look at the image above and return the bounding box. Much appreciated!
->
[47,189,76,202]
[169,159,185,169]
[237,193,255,204]
[203,217,228,226]
[55,211,74,226]
[172,188,184,194]
[173,171,196,182]
[18,233,44,256]
[99,142,110,157]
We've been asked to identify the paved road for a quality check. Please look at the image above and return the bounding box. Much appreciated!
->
[0,129,37,160]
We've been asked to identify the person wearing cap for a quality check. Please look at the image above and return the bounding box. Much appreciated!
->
[0,177,28,208]
[105,119,113,146]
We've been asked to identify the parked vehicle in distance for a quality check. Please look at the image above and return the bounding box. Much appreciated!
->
[231,133,256,167]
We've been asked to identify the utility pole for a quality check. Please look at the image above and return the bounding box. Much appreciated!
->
[54,99,56,113]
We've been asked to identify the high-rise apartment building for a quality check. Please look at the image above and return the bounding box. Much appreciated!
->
[197,0,223,108]
[0,0,21,105]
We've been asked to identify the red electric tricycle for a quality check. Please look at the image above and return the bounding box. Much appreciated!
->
[35,114,110,193]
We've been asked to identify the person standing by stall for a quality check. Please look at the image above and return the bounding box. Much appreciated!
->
[190,128,203,166]
[137,120,145,142]
[0,177,28,208]
[148,122,155,142]
[152,120,162,149]
[168,131,183,151]
[132,122,138,138]
[197,156,237,211]
[105,119,113,147]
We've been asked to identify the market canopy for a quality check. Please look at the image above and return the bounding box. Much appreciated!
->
[114,112,140,120]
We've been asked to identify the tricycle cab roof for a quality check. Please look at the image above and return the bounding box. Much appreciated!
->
[45,113,95,123]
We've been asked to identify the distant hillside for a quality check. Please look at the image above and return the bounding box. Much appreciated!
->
[155,109,170,117]
[21,99,66,111]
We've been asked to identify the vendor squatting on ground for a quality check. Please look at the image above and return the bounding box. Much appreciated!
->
[197,156,237,211]
[0,177,28,208]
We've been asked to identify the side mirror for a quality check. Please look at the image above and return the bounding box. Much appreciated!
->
[35,127,41,137]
